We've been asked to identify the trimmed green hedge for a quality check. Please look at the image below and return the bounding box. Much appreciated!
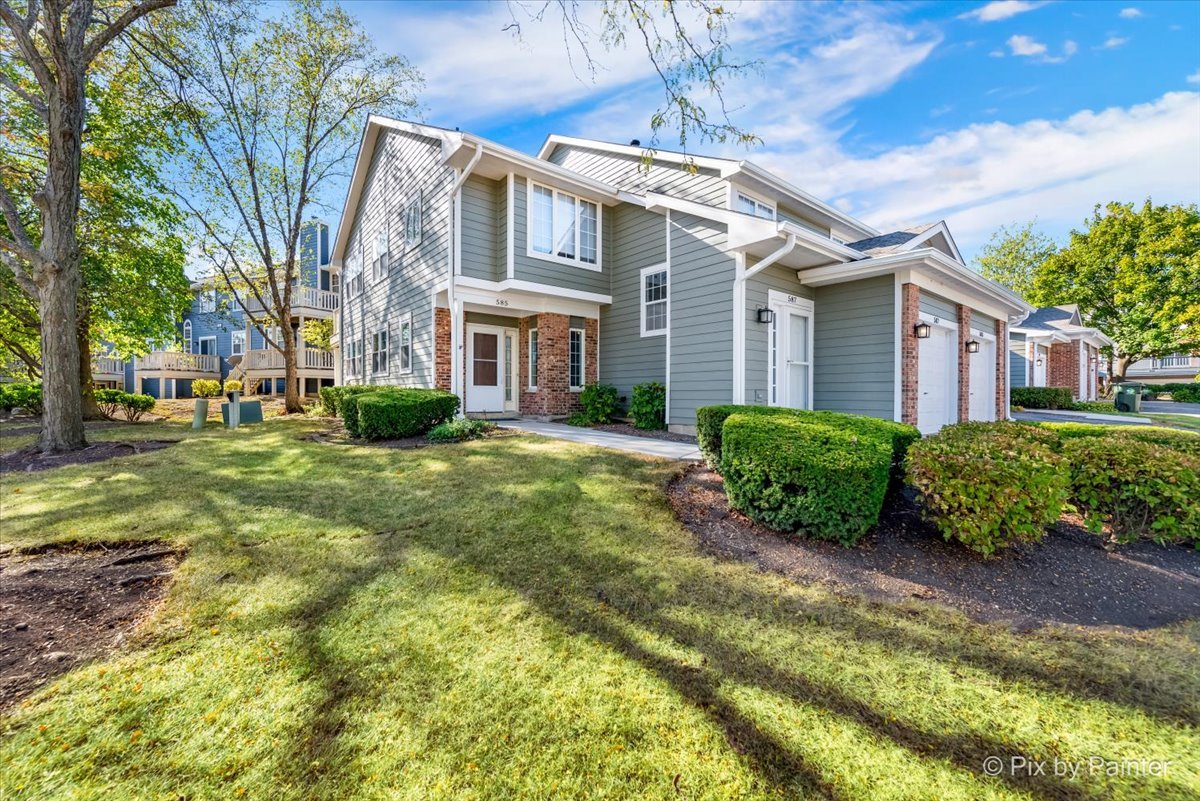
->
[906,422,1069,556]
[1064,437,1200,547]
[319,385,387,417]
[721,412,892,545]
[344,388,460,439]
[0,383,42,415]
[1171,383,1200,403]
[696,404,919,479]
[1041,422,1200,457]
[1010,386,1075,410]
[92,389,155,422]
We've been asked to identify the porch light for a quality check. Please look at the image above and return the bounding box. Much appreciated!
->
[1036,358,1044,367]
[965,339,980,354]
[913,322,931,339]
[756,307,775,324]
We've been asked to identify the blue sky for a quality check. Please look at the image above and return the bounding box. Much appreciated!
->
[339,0,1200,262]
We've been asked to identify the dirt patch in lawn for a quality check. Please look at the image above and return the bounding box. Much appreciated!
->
[0,542,181,710]
[668,464,1200,631]
[304,424,520,450]
[587,422,698,443]
[0,440,177,474]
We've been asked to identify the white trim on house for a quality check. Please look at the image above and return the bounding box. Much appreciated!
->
[197,335,216,357]
[371,323,389,375]
[894,220,964,263]
[454,275,611,305]
[664,211,673,421]
[231,330,246,357]
[893,273,903,422]
[639,263,669,337]
[182,320,192,353]
[767,289,815,410]
[731,251,746,404]
[524,178,603,272]
[917,311,959,434]
[506,172,515,280]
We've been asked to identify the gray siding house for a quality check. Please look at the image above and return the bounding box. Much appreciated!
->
[331,119,1030,434]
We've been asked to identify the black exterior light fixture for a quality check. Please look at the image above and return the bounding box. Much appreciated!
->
[965,339,981,354]
[914,321,931,339]
[756,307,775,324]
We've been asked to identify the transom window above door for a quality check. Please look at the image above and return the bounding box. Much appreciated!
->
[734,190,775,220]
[528,181,601,270]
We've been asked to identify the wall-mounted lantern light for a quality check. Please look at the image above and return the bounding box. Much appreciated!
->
[756,308,775,324]
[1035,358,1044,367]
[914,322,931,339]
[965,339,981,354]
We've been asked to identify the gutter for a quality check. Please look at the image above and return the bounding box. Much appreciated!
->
[732,234,798,403]
[447,142,484,409]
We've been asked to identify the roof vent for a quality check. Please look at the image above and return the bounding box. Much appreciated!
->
[629,139,641,147]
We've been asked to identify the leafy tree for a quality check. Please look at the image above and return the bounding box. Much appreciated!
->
[1034,200,1200,383]
[300,318,333,352]
[0,0,176,452]
[139,0,419,413]
[974,220,1057,301]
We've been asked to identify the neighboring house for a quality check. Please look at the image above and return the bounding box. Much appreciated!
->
[1009,305,1113,400]
[330,118,1030,435]
[129,219,339,399]
[1124,351,1200,384]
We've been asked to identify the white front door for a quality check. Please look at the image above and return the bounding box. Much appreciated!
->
[969,340,996,421]
[769,292,814,409]
[466,326,505,412]
[1033,345,1047,386]
[918,324,956,434]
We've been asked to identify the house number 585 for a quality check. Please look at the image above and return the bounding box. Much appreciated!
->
[495,299,509,307]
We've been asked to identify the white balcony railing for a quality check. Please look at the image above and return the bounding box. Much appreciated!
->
[1128,354,1200,374]
[246,347,335,371]
[136,351,220,374]
[243,286,339,316]
[92,357,125,377]
[1156,354,1197,368]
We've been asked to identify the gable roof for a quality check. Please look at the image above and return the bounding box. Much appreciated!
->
[846,220,963,263]
[1018,305,1082,331]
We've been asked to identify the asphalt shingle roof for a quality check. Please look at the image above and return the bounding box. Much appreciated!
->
[845,223,938,256]
[1019,305,1081,331]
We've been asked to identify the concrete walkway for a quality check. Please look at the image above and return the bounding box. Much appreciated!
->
[502,420,702,461]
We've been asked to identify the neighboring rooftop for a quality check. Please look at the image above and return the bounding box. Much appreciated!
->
[1018,305,1082,331]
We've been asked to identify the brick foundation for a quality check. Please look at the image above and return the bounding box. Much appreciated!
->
[995,319,1008,419]
[434,307,451,391]
[1048,342,1080,398]
[900,283,920,426]
[956,305,972,422]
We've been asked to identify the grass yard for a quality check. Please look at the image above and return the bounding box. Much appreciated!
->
[1,417,1198,800]
[1145,413,1200,433]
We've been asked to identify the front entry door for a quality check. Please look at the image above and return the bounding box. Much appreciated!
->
[769,292,814,409]
[968,339,996,421]
[918,324,955,434]
[466,326,505,412]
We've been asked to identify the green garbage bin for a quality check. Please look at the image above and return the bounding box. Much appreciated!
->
[1114,382,1143,413]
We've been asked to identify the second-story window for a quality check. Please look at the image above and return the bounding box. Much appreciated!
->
[231,331,246,356]
[199,290,216,313]
[404,192,423,248]
[371,231,389,283]
[734,190,775,220]
[372,326,389,374]
[182,320,192,352]
[640,265,668,337]
[345,250,363,299]
[528,181,600,269]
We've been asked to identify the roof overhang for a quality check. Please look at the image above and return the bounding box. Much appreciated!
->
[1012,325,1114,348]
[797,248,1033,320]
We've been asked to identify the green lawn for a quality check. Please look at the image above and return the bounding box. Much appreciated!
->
[1146,413,1200,433]
[1,418,1198,800]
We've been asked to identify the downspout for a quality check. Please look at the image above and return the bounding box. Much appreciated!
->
[732,234,797,404]
[446,141,484,411]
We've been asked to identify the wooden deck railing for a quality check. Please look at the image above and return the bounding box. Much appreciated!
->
[246,347,335,371]
[92,357,125,376]
[136,351,220,373]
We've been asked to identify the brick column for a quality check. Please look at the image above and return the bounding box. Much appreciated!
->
[957,305,971,422]
[995,319,1007,419]
[434,307,451,391]
[900,283,920,426]
[1048,342,1079,398]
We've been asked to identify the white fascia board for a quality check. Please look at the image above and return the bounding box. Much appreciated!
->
[644,192,743,227]
[896,220,964,264]
[722,161,880,239]
[777,221,867,263]
[454,275,612,306]
[449,135,621,202]
[454,280,603,319]
[535,134,735,173]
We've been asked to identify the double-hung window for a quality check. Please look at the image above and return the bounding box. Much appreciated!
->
[398,313,412,373]
[346,338,363,377]
[568,327,584,391]
[370,231,389,283]
[528,181,600,269]
[231,331,246,357]
[528,328,539,390]
[345,251,363,299]
[640,265,668,337]
[404,192,423,249]
[734,190,775,220]
[371,326,389,374]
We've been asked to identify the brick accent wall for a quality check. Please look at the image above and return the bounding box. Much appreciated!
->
[513,313,598,417]
[1048,342,1080,398]
[957,304,972,422]
[434,307,451,391]
[900,283,920,426]
[995,319,1007,419]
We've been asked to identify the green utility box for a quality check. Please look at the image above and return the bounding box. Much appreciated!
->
[1114,382,1143,413]
[222,399,264,426]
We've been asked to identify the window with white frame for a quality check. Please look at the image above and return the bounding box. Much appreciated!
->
[528,181,600,268]
[528,328,539,390]
[345,250,363,299]
[398,313,412,373]
[404,192,423,248]
[231,330,246,356]
[371,326,389,374]
[370,231,389,283]
[199,290,216,313]
[568,327,584,391]
[182,320,192,352]
[734,190,775,220]
[346,337,363,377]
[640,265,668,336]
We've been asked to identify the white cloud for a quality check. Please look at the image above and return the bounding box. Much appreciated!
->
[1119,7,1142,18]
[1100,36,1128,49]
[1188,69,1200,84]
[1007,34,1047,57]
[930,104,954,118]
[959,1,1045,22]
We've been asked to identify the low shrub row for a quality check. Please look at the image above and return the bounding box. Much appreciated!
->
[907,421,1200,554]
[0,383,43,415]
[1010,386,1075,410]
[1170,383,1200,403]
[568,382,666,430]
[343,388,460,440]
[93,389,156,422]
[318,385,386,417]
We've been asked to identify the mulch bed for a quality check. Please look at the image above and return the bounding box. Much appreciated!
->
[0,440,178,474]
[668,464,1200,631]
[0,542,181,710]
[589,422,698,443]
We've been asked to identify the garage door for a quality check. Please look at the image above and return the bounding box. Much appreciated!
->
[968,340,996,421]
[918,326,955,434]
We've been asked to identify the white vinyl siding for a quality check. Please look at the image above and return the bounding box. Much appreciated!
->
[527,180,601,270]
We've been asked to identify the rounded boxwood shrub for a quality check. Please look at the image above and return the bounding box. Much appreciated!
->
[1063,437,1200,547]
[93,388,127,420]
[223,379,242,394]
[0,383,43,415]
[320,385,388,419]
[630,381,666,430]
[120,393,156,422]
[721,412,892,545]
[906,423,1069,556]
[345,388,460,439]
[1010,386,1075,410]
[578,383,619,424]
[192,379,222,398]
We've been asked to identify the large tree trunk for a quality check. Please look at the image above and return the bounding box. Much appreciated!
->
[1111,354,1135,385]
[77,297,104,420]
[282,308,303,414]
[38,269,85,450]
